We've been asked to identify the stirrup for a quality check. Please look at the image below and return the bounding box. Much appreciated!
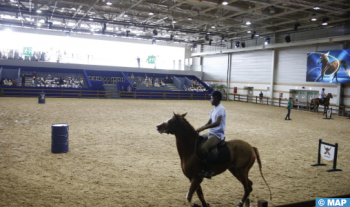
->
[199,171,212,179]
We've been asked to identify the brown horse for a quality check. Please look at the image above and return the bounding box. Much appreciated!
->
[315,52,349,83]
[311,93,333,115]
[156,113,272,207]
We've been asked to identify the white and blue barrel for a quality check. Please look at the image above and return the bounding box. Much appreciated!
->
[51,124,69,153]
[38,92,45,104]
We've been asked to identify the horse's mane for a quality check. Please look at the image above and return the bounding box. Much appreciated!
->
[175,114,198,137]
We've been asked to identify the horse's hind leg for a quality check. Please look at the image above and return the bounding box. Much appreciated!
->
[196,185,210,207]
[229,168,252,207]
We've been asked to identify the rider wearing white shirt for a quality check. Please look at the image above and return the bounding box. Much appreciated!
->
[196,91,226,179]
[319,88,326,104]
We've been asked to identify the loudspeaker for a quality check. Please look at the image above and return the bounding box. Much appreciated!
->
[285,35,291,43]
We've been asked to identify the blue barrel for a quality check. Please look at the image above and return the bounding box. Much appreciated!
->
[38,92,45,104]
[51,124,69,153]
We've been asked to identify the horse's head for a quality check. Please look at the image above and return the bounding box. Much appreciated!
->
[318,52,329,64]
[327,93,333,99]
[156,112,187,135]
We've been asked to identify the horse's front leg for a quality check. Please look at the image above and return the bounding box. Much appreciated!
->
[196,184,210,207]
[186,178,203,207]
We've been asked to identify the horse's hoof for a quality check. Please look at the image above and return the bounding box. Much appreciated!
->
[192,203,201,207]
[245,198,251,207]
[236,201,243,207]
[206,203,210,207]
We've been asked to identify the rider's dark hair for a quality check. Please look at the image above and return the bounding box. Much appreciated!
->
[212,91,222,101]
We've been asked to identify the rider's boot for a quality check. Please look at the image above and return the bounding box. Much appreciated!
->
[199,153,212,179]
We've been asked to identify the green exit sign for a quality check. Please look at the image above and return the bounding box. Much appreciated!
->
[147,56,156,64]
[23,47,32,56]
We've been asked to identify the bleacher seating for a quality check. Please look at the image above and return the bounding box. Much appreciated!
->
[20,71,88,88]
[88,76,124,84]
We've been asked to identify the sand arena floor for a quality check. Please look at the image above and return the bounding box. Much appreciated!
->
[0,98,349,207]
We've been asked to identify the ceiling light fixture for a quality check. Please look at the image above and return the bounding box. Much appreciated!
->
[311,17,317,21]
[188,17,192,20]
[313,6,320,10]
[149,12,154,15]
[246,21,251,25]
[264,38,271,45]
[89,18,93,21]
[124,14,128,17]
[172,20,177,23]
[322,17,329,26]
[36,10,42,13]
[222,1,228,5]
[106,2,112,5]
[247,30,251,33]
[211,26,215,28]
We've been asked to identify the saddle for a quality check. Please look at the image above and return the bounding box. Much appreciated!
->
[196,136,231,164]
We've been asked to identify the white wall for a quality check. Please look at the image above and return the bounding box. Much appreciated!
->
[274,44,342,105]
[202,54,228,86]
[230,50,273,99]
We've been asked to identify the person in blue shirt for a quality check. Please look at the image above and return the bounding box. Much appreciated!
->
[196,91,226,179]
[285,97,293,120]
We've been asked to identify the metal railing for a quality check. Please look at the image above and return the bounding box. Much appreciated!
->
[229,93,350,117]
[0,87,113,99]
[119,91,210,100]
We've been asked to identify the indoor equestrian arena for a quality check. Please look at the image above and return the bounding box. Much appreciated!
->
[0,98,349,207]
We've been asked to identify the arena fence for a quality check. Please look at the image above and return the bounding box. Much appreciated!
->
[119,91,210,100]
[0,86,113,99]
[229,93,350,118]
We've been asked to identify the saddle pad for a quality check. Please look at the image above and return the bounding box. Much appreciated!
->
[212,144,231,164]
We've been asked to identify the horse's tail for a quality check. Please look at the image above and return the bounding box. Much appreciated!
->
[253,147,272,200]
[339,60,349,70]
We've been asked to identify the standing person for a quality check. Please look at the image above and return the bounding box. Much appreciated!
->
[21,74,25,86]
[196,91,226,179]
[285,97,293,120]
[137,57,140,68]
[319,88,326,104]
[259,91,263,104]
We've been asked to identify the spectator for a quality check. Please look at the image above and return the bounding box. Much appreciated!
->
[21,74,25,86]
[12,79,17,86]
[8,79,12,86]
[259,91,263,103]
[133,82,137,89]
[127,85,132,92]
[32,71,36,79]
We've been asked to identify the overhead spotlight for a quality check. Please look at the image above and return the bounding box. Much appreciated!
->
[153,29,158,35]
[241,42,246,48]
[188,17,193,20]
[206,32,211,35]
[313,6,320,10]
[251,31,256,39]
[247,30,251,33]
[246,21,251,25]
[222,1,228,5]
[126,30,130,37]
[170,34,174,40]
[149,12,154,15]
[211,26,215,28]
[152,39,156,45]
[106,1,112,5]
[294,22,301,31]
[285,35,291,43]
[209,39,213,45]
[37,23,42,27]
[311,17,317,21]
[205,34,209,41]
[124,14,128,17]
[89,17,93,21]
[65,32,70,37]
[264,38,271,45]
[235,41,240,48]
[36,10,42,13]
[172,20,177,24]
[322,17,329,26]
[255,33,260,37]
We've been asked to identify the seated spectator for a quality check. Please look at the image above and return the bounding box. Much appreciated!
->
[131,73,135,78]
[47,74,52,80]
[8,79,12,86]
[12,79,17,86]
[32,71,36,79]
[127,85,132,92]
[133,82,137,89]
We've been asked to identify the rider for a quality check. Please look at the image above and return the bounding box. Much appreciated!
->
[196,91,226,179]
[319,88,326,104]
